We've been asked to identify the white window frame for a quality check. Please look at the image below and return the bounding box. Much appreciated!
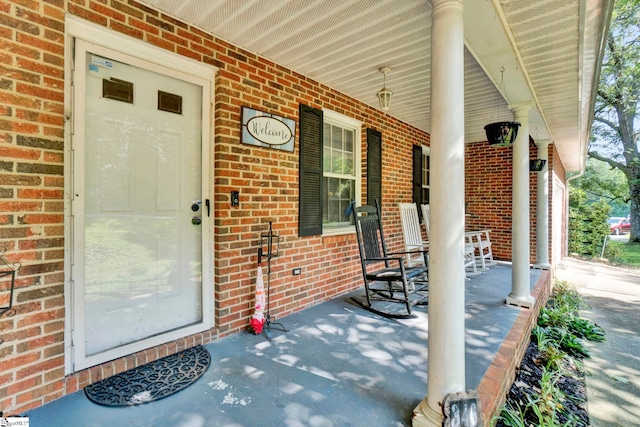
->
[422,145,430,205]
[321,109,361,236]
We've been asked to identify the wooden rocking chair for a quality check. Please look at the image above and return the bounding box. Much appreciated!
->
[399,202,429,267]
[350,201,428,319]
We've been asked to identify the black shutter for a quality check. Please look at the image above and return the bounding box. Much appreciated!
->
[412,144,423,206]
[367,128,382,206]
[298,104,323,237]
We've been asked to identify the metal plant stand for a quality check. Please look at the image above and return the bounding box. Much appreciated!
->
[258,222,288,341]
[0,249,21,346]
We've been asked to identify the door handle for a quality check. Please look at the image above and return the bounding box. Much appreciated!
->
[192,216,202,225]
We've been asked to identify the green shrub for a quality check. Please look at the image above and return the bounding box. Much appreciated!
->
[603,240,624,262]
[568,188,610,257]
[495,280,606,427]
[536,325,591,358]
[550,281,589,312]
[535,281,605,359]
[568,316,606,342]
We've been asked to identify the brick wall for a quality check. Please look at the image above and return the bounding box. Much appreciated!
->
[0,0,431,413]
[465,138,556,262]
[0,0,67,414]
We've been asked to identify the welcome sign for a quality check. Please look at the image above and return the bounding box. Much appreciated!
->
[241,107,296,152]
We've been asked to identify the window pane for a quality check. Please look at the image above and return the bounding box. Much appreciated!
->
[323,123,331,142]
[422,188,430,204]
[343,152,353,175]
[422,152,430,204]
[422,153,430,185]
[325,124,355,174]
[422,155,431,185]
[335,155,344,174]
[323,149,331,173]
[321,116,358,232]
[344,130,353,152]
[323,177,355,227]
[323,123,332,173]
[332,126,342,150]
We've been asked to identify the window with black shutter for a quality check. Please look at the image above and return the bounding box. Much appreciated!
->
[298,105,362,236]
[421,148,430,204]
[299,104,323,236]
[412,144,431,218]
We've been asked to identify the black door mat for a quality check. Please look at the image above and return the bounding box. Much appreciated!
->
[84,345,211,407]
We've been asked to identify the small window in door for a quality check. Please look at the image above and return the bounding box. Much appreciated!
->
[102,78,133,103]
[158,91,183,115]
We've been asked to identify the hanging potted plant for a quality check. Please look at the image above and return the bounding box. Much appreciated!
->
[529,159,547,171]
[484,67,521,148]
[484,121,520,148]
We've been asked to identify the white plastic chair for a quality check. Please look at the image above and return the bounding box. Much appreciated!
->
[399,203,429,267]
[421,204,478,277]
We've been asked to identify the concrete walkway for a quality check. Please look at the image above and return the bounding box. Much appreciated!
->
[556,257,640,427]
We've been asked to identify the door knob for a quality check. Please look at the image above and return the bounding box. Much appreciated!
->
[192,216,202,225]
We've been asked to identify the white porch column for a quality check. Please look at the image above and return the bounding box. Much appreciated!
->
[534,139,551,269]
[506,103,535,308]
[413,0,465,425]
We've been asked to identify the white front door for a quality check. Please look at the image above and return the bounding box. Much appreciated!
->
[71,40,212,370]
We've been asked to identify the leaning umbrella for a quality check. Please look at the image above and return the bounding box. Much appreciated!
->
[249,264,266,334]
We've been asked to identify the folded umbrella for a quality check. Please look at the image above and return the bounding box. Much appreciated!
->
[249,264,266,334]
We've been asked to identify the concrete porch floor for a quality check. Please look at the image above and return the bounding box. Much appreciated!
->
[25,264,546,427]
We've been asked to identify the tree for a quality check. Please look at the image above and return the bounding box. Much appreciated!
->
[570,157,630,216]
[588,0,640,241]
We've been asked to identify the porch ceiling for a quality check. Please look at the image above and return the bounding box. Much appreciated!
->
[138,0,613,173]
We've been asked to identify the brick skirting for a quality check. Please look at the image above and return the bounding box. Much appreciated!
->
[62,330,217,400]
[477,269,552,425]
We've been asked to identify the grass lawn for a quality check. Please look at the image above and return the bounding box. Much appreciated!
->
[620,242,640,266]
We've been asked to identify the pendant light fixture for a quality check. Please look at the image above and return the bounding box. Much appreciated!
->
[377,67,393,112]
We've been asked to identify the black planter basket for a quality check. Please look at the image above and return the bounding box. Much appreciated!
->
[484,122,520,147]
[529,159,547,171]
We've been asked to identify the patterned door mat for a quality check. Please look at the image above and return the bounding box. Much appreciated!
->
[84,345,211,406]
